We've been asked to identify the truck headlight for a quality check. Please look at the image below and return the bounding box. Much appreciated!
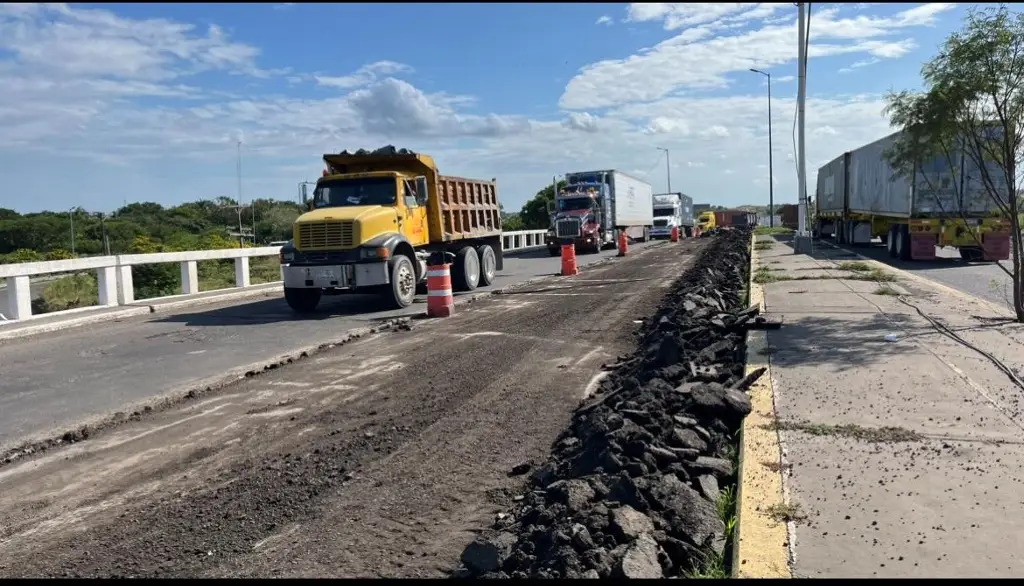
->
[282,252,295,263]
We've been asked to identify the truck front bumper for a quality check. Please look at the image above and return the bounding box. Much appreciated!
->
[282,261,391,289]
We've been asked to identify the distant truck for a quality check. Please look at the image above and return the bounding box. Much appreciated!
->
[545,169,654,255]
[696,210,717,234]
[279,146,504,312]
[714,209,757,228]
[650,192,695,239]
[815,130,1011,261]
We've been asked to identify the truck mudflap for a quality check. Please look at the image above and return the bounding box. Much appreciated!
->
[282,262,390,289]
[910,233,937,260]
[983,233,1011,261]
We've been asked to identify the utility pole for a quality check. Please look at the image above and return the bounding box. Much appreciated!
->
[749,68,775,227]
[794,2,812,253]
[657,147,671,192]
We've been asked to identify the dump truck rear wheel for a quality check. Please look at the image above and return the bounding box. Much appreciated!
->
[453,246,480,292]
[285,287,321,314]
[388,255,417,309]
[477,244,496,287]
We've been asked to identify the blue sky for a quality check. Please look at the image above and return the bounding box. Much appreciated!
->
[0,2,971,214]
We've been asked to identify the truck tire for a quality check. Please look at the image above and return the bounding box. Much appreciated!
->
[886,226,897,258]
[477,244,497,287]
[285,287,321,314]
[387,255,417,309]
[453,245,480,292]
[895,225,912,261]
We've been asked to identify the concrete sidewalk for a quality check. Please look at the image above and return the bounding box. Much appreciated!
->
[747,235,1024,578]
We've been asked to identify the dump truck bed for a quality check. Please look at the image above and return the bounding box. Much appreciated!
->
[429,175,502,243]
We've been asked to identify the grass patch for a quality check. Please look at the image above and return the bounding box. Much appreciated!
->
[755,226,795,236]
[873,284,900,296]
[765,420,924,443]
[838,261,872,272]
[754,241,774,251]
[765,502,807,524]
[848,268,896,282]
[752,265,792,284]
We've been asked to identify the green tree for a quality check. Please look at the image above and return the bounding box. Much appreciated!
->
[884,4,1024,321]
[519,179,566,230]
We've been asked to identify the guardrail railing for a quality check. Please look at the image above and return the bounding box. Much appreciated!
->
[0,230,549,323]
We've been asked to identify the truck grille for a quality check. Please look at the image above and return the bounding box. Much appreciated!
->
[296,221,355,249]
[653,219,668,227]
[555,218,582,238]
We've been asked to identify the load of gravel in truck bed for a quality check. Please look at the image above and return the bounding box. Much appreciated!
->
[454,227,761,579]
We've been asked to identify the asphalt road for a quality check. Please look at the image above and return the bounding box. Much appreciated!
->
[0,242,663,452]
[0,239,704,578]
[809,236,1017,310]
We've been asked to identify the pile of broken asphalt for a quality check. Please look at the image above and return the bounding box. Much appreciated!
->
[455,227,766,579]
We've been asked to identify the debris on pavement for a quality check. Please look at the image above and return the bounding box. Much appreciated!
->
[455,228,761,579]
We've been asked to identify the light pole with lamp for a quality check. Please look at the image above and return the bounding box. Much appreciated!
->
[749,68,775,227]
[656,147,671,192]
[68,207,76,255]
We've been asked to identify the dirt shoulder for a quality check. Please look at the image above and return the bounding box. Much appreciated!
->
[0,240,704,578]
[757,237,1024,578]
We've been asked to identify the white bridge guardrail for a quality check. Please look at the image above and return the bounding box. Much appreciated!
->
[0,230,549,323]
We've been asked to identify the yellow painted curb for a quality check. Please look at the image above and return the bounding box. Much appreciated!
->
[733,233,792,579]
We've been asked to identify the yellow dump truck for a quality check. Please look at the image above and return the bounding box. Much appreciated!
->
[279,146,504,312]
[696,210,717,234]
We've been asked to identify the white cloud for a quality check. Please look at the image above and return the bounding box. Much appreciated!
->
[313,61,414,89]
[0,2,962,212]
[561,3,954,110]
[838,57,881,74]
[596,15,613,26]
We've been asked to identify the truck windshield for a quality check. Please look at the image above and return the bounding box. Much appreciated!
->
[653,208,676,217]
[557,197,593,212]
[313,177,396,208]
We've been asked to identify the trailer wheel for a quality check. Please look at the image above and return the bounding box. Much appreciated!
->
[453,245,480,292]
[387,255,417,309]
[476,244,496,287]
[285,287,321,314]
[895,225,912,261]
[886,226,897,258]
[958,247,983,262]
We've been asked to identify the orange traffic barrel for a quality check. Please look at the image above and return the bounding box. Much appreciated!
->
[670,226,680,242]
[617,231,628,257]
[560,243,579,276]
[426,262,455,318]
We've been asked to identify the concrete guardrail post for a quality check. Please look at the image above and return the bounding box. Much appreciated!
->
[181,261,199,295]
[7,276,31,321]
[97,266,119,307]
[234,257,250,288]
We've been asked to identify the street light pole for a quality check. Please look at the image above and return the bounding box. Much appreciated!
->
[68,208,76,255]
[794,2,812,253]
[749,68,775,227]
[656,147,671,192]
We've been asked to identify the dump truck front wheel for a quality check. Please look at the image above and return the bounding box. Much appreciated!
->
[285,287,321,314]
[388,255,417,309]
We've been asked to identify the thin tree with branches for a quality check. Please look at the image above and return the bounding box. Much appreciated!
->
[884,4,1024,321]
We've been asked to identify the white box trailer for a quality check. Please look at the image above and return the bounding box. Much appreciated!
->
[815,129,1011,261]
[545,169,655,255]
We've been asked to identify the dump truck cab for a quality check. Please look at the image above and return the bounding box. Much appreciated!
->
[696,210,717,234]
[280,146,504,313]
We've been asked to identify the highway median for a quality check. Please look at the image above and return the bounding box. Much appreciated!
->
[454,228,761,579]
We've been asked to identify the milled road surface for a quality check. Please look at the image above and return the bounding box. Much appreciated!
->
[0,243,660,452]
[0,239,703,578]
